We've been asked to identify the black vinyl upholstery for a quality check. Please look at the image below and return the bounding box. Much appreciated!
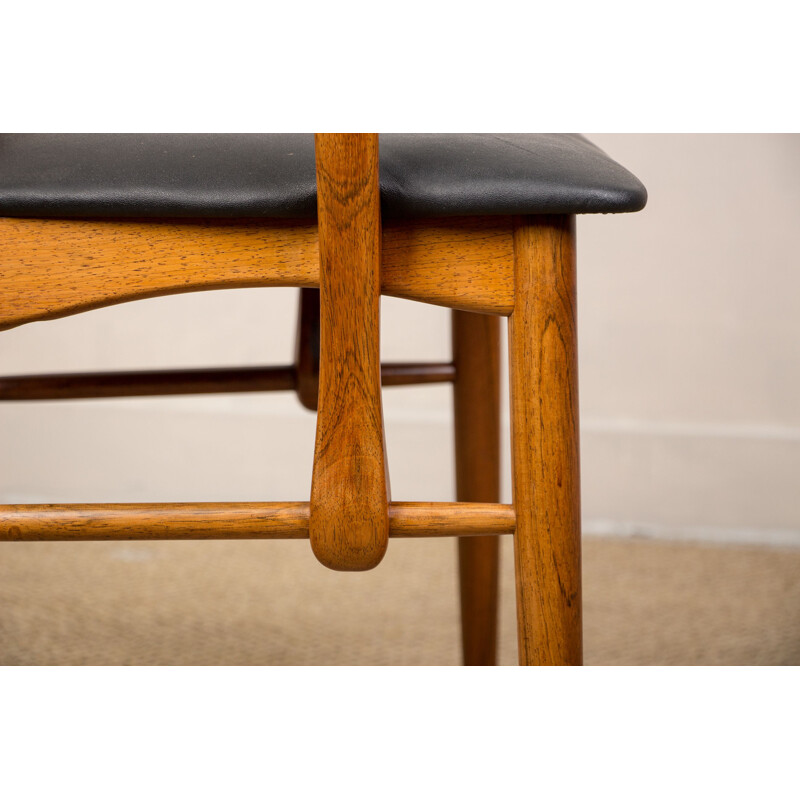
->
[0,133,646,220]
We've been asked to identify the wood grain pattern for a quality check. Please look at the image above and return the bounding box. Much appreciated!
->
[309,133,389,571]
[389,503,514,538]
[452,309,502,666]
[0,502,515,541]
[0,215,513,331]
[0,503,310,540]
[0,216,318,330]
[381,217,514,313]
[509,215,582,666]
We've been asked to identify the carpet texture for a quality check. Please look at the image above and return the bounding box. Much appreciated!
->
[1,536,798,665]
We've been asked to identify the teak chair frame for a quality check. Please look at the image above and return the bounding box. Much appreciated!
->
[0,133,581,666]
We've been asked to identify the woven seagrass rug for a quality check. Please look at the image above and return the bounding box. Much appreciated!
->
[1,536,798,665]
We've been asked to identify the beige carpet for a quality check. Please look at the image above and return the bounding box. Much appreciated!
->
[1,535,798,665]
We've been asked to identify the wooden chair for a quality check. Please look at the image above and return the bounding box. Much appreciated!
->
[0,133,646,665]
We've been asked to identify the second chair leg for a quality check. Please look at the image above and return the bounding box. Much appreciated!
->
[452,310,502,666]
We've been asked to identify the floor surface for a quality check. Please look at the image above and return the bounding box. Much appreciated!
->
[2,536,799,665]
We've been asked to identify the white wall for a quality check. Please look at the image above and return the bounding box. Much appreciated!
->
[579,134,800,544]
[2,135,798,544]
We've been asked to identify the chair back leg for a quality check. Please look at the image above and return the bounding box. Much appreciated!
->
[453,310,502,666]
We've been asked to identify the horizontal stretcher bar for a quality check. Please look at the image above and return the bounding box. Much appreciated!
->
[0,502,515,541]
[0,362,456,401]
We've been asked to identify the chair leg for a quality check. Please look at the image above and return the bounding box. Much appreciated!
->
[508,215,582,666]
[452,309,501,666]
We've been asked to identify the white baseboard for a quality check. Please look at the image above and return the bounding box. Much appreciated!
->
[582,520,800,549]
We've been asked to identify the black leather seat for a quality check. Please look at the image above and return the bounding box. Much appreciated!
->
[0,133,646,220]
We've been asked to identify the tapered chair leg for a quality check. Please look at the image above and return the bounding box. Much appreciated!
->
[509,215,582,666]
[452,310,501,666]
